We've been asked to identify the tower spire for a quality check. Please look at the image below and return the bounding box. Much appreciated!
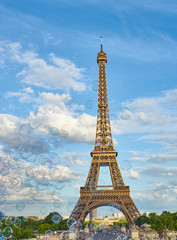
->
[94,38,114,152]
[100,36,103,52]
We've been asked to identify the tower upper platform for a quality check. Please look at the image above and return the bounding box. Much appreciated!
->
[97,43,107,63]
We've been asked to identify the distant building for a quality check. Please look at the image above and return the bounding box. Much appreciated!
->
[90,209,97,222]
[130,224,139,240]
[112,212,118,217]
[140,223,159,239]
[118,212,126,220]
[25,216,45,221]
[93,216,120,225]
[142,212,150,217]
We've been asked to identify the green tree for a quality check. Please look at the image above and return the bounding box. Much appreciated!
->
[21,229,37,239]
[11,225,22,239]
[136,215,150,226]
[38,223,53,233]
[44,212,62,225]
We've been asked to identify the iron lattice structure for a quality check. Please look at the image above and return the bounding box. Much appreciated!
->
[70,43,140,225]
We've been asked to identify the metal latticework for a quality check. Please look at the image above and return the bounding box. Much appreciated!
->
[94,44,114,152]
[70,43,140,225]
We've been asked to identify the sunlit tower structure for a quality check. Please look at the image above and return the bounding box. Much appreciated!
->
[70,38,140,225]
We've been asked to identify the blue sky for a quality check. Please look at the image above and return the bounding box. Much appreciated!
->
[1,0,177,218]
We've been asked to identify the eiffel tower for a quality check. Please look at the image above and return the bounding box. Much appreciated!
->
[70,39,140,225]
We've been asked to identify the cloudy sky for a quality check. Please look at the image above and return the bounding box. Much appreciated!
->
[1,0,177,218]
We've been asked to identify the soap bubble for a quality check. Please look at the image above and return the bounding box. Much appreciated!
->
[28,188,43,201]
[38,154,48,165]
[60,124,72,137]
[45,230,53,240]
[52,213,61,224]
[25,167,35,181]
[37,154,52,168]
[14,217,22,228]
[48,136,60,150]
[16,202,25,211]
[120,160,131,171]
[28,111,44,129]
[70,221,82,233]
[89,177,106,195]
[50,167,64,180]
[153,190,162,199]
[67,218,76,229]
[45,230,53,235]
[49,127,59,137]
[11,176,24,192]
[32,141,44,155]
[19,124,31,136]
[5,217,15,225]
[55,181,65,190]
[9,237,15,240]
[20,143,36,162]
[35,176,49,191]
[0,212,6,222]
[59,231,76,240]
[8,156,21,170]
[2,227,13,238]
[48,152,61,166]
[0,161,9,176]
[119,107,131,120]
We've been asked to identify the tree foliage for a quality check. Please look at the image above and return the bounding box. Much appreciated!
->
[136,211,177,234]
[38,223,53,233]
[0,212,68,239]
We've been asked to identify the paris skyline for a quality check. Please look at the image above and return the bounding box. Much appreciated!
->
[0,0,177,217]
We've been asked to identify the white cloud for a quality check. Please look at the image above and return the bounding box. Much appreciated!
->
[169,180,177,186]
[6,87,35,103]
[2,41,86,91]
[62,152,89,166]
[39,104,96,144]
[140,165,177,178]
[0,114,20,142]
[73,184,81,189]
[114,89,177,155]
[146,154,177,163]
[0,150,83,205]
[124,169,140,180]
[24,87,34,94]
[130,153,177,163]
[131,181,177,210]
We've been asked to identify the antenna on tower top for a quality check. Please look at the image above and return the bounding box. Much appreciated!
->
[100,36,103,44]
[100,36,103,52]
